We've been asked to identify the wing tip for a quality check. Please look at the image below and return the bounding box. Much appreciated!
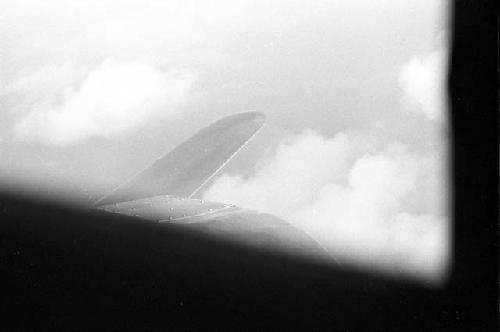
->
[215,111,266,129]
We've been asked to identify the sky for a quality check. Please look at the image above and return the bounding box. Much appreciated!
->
[0,0,449,284]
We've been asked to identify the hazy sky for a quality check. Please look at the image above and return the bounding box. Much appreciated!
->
[0,0,449,283]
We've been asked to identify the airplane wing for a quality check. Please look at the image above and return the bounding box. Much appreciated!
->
[93,111,329,261]
[94,112,265,206]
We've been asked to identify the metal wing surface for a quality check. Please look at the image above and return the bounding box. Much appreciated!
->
[95,112,265,206]
[97,196,330,262]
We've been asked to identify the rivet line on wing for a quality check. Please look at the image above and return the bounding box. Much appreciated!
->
[158,204,235,223]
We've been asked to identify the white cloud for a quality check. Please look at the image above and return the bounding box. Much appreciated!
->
[13,59,195,145]
[203,131,356,215]
[399,46,447,122]
[203,131,449,283]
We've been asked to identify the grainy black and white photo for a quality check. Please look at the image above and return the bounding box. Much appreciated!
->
[0,0,496,330]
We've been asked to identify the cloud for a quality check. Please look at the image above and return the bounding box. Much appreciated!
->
[1,63,87,102]
[203,130,449,283]
[203,131,355,215]
[12,59,195,145]
[399,46,447,122]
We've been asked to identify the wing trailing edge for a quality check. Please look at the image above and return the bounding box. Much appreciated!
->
[94,112,265,206]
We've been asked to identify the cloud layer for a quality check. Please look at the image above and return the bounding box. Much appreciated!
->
[12,59,195,145]
[203,130,448,282]
[0,0,449,284]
